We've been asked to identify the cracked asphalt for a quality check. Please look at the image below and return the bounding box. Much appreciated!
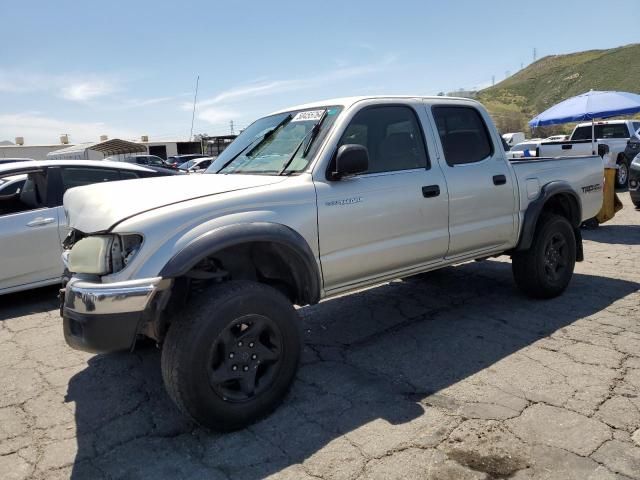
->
[1,193,639,480]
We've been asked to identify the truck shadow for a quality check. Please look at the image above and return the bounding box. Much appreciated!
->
[0,285,58,321]
[66,260,639,479]
[582,223,640,245]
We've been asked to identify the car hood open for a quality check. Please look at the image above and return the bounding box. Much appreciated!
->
[64,173,286,233]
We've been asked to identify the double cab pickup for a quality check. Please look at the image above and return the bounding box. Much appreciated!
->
[60,96,604,430]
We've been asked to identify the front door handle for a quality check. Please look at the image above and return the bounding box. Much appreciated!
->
[26,217,56,227]
[422,185,440,198]
[493,175,507,186]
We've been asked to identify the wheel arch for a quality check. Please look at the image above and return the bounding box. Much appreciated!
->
[159,222,322,306]
[516,181,583,260]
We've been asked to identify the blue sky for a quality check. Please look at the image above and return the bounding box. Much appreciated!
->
[1,0,638,144]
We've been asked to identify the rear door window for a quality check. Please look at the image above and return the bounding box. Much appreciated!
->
[432,106,494,165]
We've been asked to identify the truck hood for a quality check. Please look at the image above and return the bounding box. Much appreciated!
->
[64,174,286,233]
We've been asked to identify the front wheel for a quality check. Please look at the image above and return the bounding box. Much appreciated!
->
[616,158,629,188]
[512,214,576,299]
[161,281,301,431]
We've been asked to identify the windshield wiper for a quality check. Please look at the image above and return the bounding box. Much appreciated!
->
[217,114,292,172]
[278,109,328,175]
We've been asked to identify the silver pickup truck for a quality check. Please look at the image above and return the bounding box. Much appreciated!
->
[60,96,604,430]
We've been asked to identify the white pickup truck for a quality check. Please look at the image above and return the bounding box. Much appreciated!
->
[538,119,640,188]
[60,96,604,430]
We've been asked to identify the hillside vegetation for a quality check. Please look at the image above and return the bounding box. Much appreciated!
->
[477,43,640,134]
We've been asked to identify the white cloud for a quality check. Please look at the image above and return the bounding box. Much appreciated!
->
[60,80,118,102]
[191,55,397,111]
[0,69,122,103]
[0,112,137,144]
[198,107,239,126]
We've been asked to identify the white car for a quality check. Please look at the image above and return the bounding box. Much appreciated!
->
[0,174,27,195]
[0,160,176,295]
[502,132,525,147]
[544,135,569,142]
[178,156,216,173]
[506,140,543,158]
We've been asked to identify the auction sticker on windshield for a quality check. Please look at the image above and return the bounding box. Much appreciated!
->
[292,110,325,122]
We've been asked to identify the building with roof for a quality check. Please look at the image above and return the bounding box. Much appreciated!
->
[46,138,147,160]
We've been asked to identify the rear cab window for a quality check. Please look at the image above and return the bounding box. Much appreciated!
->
[572,124,630,140]
[432,106,494,165]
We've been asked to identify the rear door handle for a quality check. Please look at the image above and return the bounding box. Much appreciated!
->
[422,185,440,198]
[493,175,507,186]
[26,217,56,227]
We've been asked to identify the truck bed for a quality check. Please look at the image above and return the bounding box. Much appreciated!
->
[510,155,604,223]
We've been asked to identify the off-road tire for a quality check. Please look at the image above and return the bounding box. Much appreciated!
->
[161,281,301,431]
[512,214,576,299]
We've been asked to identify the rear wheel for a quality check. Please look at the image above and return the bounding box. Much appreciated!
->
[512,214,576,299]
[161,281,301,431]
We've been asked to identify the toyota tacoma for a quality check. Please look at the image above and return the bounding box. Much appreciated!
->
[60,96,604,430]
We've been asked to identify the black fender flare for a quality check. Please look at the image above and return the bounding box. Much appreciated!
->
[159,222,321,305]
[515,181,583,260]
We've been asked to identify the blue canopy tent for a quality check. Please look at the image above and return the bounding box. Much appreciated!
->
[529,90,640,154]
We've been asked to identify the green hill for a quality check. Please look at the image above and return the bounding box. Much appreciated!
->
[477,43,640,134]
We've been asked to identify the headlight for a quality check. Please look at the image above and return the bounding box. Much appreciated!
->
[67,234,143,275]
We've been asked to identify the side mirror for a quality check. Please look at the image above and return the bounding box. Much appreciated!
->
[332,144,368,180]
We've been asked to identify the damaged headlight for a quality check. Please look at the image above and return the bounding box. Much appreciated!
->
[67,234,143,275]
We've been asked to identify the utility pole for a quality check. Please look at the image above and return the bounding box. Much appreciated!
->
[533,47,537,62]
[189,75,200,141]
[229,120,235,135]
[492,75,495,86]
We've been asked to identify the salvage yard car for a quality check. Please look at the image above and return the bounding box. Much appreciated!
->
[629,153,640,208]
[538,119,640,188]
[60,96,604,430]
[0,160,178,295]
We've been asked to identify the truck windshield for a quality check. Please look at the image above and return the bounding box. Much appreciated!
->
[572,124,629,140]
[209,106,342,175]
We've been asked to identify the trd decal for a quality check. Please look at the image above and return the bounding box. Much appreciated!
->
[581,184,602,193]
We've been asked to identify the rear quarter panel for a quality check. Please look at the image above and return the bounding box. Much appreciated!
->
[511,156,604,224]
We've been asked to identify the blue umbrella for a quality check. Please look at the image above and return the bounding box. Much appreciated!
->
[529,90,640,127]
[529,90,640,154]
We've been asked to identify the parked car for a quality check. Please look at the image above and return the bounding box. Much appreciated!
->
[629,153,640,208]
[544,135,569,142]
[105,154,179,173]
[60,95,603,430]
[502,132,525,148]
[538,120,640,187]
[0,158,34,164]
[623,125,640,165]
[0,174,26,195]
[0,160,178,295]
[506,140,543,158]
[178,156,216,173]
[166,154,207,168]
